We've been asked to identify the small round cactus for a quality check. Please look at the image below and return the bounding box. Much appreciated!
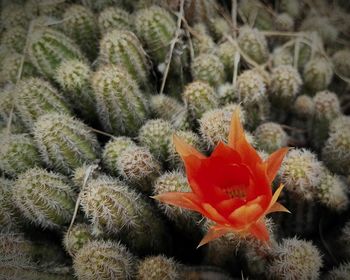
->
[98,6,133,33]
[217,40,239,79]
[102,137,136,176]
[303,57,333,93]
[1,3,28,29]
[168,130,202,169]
[254,122,288,154]
[236,70,267,103]
[27,26,84,79]
[0,133,43,177]
[117,146,161,193]
[280,149,323,200]
[135,5,176,64]
[267,237,322,280]
[322,128,350,175]
[191,53,225,87]
[62,5,99,59]
[293,95,314,118]
[136,255,180,280]
[91,65,149,136]
[73,240,136,280]
[99,30,150,87]
[208,17,230,41]
[153,171,199,228]
[272,47,293,67]
[192,23,215,56]
[275,13,294,31]
[63,223,93,257]
[317,170,348,211]
[150,94,189,130]
[269,65,302,108]
[56,59,97,122]
[15,77,70,129]
[239,0,274,30]
[182,80,218,120]
[332,49,350,78]
[325,262,350,280]
[12,167,76,229]
[217,83,237,106]
[199,103,245,148]
[25,0,68,18]
[0,86,25,131]
[80,176,168,253]
[1,26,27,53]
[329,115,350,133]
[33,113,100,175]
[138,119,174,162]
[279,0,300,18]
[301,16,338,44]
[238,26,269,64]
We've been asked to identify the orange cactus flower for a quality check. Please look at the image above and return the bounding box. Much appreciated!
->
[152,109,290,247]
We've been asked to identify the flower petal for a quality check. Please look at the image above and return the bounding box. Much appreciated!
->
[152,192,202,212]
[266,184,285,213]
[211,141,242,164]
[197,225,233,248]
[248,220,270,242]
[265,147,289,184]
[228,200,264,227]
[266,202,290,215]
[228,108,244,148]
[201,203,229,224]
[173,134,206,160]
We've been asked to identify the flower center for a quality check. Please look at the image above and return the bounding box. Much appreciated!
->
[223,185,247,199]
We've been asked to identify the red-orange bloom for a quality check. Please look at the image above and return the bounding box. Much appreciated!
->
[153,109,290,247]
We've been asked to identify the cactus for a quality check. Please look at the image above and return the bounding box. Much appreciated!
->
[0,52,37,84]
[15,78,70,129]
[136,255,180,280]
[272,47,293,67]
[280,149,323,200]
[138,119,174,162]
[12,167,76,229]
[254,122,288,154]
[150,94,189,130]
[275,13,294,31]
[199,103,245,148]
[0,178,20,232]
[102,137,136,176]
[217,41,239,80]
[91,65,149,136]
[293,95,314,119]
[217,83,237,106]
[191,53,225,87]
[98,6,133,33]
[279,0,300,18]
[1,3,28,29]
[208,17,230,41]
[269,65,302,109]
[311,90,341,149]
[73,240,136,280]
[27,26,84,79]
[332,49,350,78]
[239,0,274,30]
[99,30,150,87]
[33,113,100,175]
[135,5,176,64]
[80,176,168,253]
[182,80,218,121]
[303,57,333,93]
[116,146,161,193]
[322,128,350,175]
[1,26,27,53]
[168,130,202,169]
[153,171,200,230]
[62,5,99,59]
[329,115,350,133]
[183,0,217,25]
[25,0,68,18]
[267,237,322,280]
[301,17,338,44]
[55,59,97,122]
[0,133,43,177]
[63,223,94,257]
[325,262,350,280]
[192,23,215,56]
[238,26,269,64]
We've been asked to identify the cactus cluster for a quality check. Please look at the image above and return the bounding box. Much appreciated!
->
[0,0,349,279]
